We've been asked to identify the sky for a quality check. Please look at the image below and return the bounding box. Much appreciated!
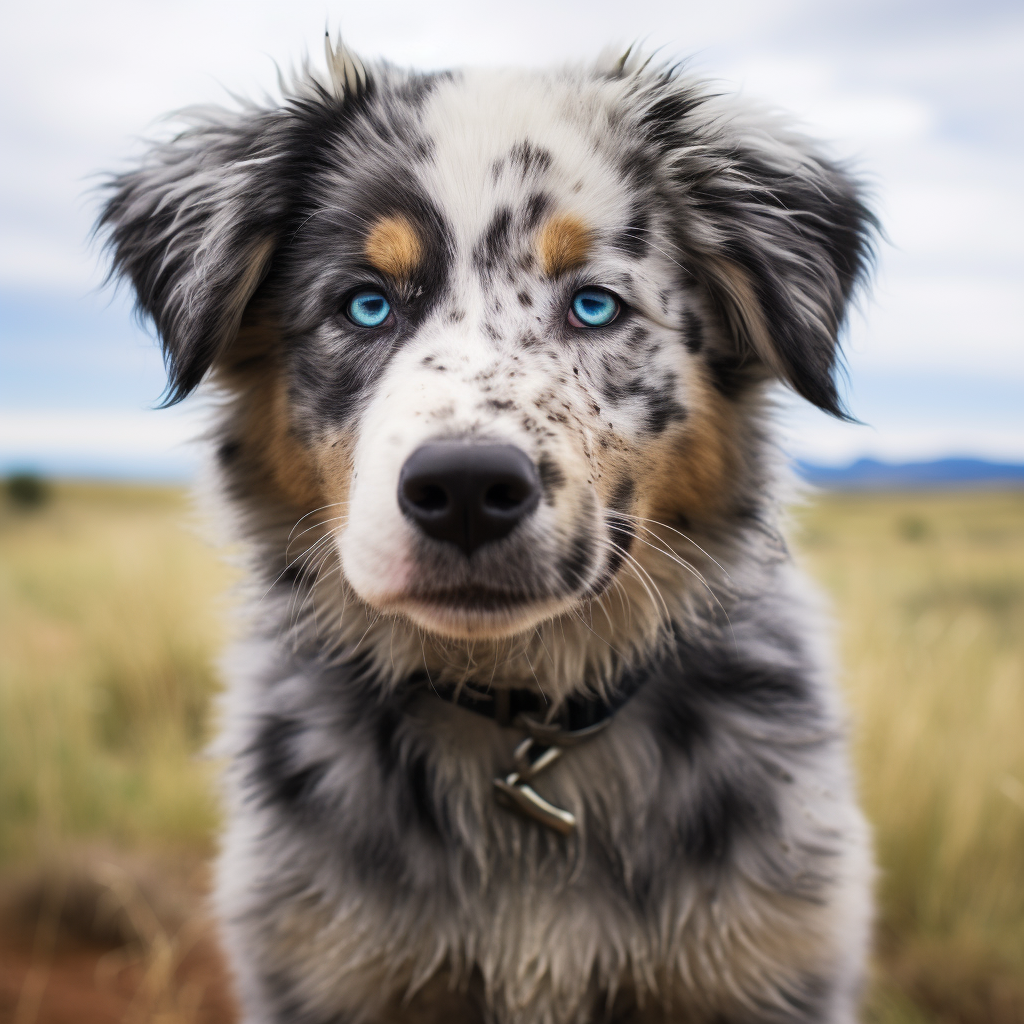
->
[1,0,1022,479]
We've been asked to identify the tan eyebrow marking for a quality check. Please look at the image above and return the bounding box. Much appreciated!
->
[538,213,593,277]
[364,215,422,279]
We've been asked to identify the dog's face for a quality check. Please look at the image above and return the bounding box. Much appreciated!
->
[101,50,873,645]
[292,72,722,639]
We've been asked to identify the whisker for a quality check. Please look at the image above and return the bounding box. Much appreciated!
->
[418,630,440,698]
[556,550,632,665]
[287,548,337,638]
[304,558,342,637]
[533,624,555,676]
[285,513,350,559]
[521,644,550,707]
[605,537,672,626]
[606,509,730,579]
[610,574,633,630]
[350,608,380,655]
[623,529,713,591]
[613,525,732,628]
[286,533,338,624]
[286,500,350,543]
[567,604,628,664]
[592,590,618,635]
[261,517,349,605]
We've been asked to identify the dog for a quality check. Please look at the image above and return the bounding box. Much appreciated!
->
[100,34,877,1024]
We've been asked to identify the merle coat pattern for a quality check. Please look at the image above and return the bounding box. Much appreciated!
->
[100,38,877,1024]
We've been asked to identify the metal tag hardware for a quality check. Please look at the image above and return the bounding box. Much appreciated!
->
[492,715,612,835]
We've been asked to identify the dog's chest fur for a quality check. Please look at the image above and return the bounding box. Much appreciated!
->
[213,571,869,1024]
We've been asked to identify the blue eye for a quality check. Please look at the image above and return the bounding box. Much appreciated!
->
[569,288,620,328]
[347,290,391,328]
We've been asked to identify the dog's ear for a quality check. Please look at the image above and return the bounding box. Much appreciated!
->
[98,111,290,404]
[641,83,877,417]
[100,39,370,405]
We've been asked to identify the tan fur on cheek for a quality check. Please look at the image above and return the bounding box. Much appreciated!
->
[314,431,357,516]
[645,378,740,523]
[234,369,325,512]
[364,215,422,280]
[538,214,592,277]
[215,317,355,524]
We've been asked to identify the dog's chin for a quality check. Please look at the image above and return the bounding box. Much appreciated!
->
[384,592,572,641]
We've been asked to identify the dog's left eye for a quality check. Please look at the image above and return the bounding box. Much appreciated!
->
[568,288,620,328]
[347,290,392,328]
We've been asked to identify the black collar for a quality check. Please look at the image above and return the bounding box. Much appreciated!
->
[414,664,647,739]
[398,664,651,834]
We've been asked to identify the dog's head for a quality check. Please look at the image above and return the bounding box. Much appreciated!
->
[100,42,873,646]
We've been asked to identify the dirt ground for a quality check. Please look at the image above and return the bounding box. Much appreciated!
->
[0,854,237,1024]
[0,929,237,1024]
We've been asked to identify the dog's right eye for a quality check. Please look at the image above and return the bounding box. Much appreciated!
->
[346,290,392,328]
[568,288,620,329]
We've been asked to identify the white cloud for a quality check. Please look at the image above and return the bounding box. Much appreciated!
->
[846,273,1024,375]
[0,407,207,458]
[0,228,103,292]
[779,411,1024,465]
[719,57,937,144]
[882,180,1024,268]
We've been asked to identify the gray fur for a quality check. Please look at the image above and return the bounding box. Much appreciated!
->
[100,44,877,1024]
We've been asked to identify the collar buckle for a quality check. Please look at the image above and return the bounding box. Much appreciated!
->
[491,715,613,835]
[493,735,576,835]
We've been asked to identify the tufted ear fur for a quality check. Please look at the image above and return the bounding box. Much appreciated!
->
[99,109,294,403]
[98,36,369,406]
[637,76,877,417]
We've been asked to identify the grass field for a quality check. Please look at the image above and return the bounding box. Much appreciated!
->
[794,491,1024,1023]
[0,481,1022,1023]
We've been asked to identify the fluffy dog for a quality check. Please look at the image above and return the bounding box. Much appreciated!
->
[100,35,876,1024]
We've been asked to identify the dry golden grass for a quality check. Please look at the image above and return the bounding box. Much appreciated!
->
[0,480,1021,1022]
[0,483,233,864]
[794,490,1024,1024]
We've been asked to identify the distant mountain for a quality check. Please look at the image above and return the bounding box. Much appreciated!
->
[796,458,1024,490]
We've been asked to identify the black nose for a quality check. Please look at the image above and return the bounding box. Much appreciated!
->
[398,442,541,556]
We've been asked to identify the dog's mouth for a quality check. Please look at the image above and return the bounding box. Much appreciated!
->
[405,585,538,611]
[386,585,573,640]
[393,593,573,638]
